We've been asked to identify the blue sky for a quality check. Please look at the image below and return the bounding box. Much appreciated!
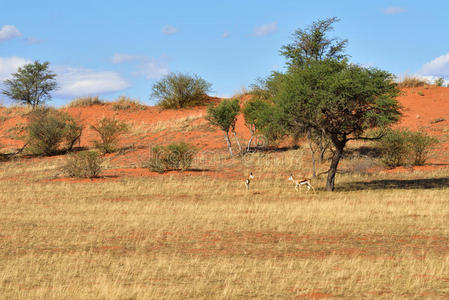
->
[1,0,449,106]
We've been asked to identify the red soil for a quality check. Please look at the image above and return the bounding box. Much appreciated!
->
[1,88,448,178]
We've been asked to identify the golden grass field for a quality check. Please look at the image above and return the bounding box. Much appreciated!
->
[1,148,448,299]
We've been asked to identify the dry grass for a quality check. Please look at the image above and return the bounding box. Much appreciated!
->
[67,96,104,107]
[0,150,449,299]
[398,76,429,88]
[111,96,146,111]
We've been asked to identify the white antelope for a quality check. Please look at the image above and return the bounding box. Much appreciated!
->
[288,174,315,193]
[245,172,255,190]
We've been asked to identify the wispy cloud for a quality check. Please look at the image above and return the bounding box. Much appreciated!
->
[54,66,131,97]
[222,31,230,39]
[0,56,31,80]
[0,25,21,42]
[23,37,43,45]
[383,7,406,15]
[162,25,179,35]
[111,53,170,79]
[420,53,449,77]
[253,22,278,37]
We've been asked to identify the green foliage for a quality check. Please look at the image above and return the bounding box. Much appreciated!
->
[242,98,287,145]
[280,17,348,69]
[67,96,104,107]
[1,61,57,108]
[91,117,128,153]
[407,131,438,165]
[26,108,83,155]
[145,142,197,173]
[63,151,103,178]
[378,129,438,167]
[434,77,444,87]
[111,96,146,111]
[152,73,212,109]
[206,99,240,132]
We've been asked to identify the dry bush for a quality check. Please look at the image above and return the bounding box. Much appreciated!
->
[144,142,197,173]
[111,96,146,111]
[398,76,428,88]
[63,150,103,178]
[67,96,104,107]
[91,117,128,154]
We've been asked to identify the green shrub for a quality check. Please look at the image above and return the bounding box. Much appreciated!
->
[145,142,196,173]
[378,129,437,167]
[407,131,438,165]
[152,73,212,109]
[27,108,83,155]
[91,117,128,153]
[111,96,146,111]
[63,151,103,178]
[434,77,444,87]
[67,96,104,107]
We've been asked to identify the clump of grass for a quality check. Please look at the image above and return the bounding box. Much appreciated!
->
[417,91,425,96]
[398,76,428,88]
[63,150,103,178]
[67,96,104,107]
[111,96,146,111]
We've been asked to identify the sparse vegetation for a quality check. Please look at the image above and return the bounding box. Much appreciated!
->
[378,129,438,167]
[152,73,212,109]
[63,150,103,178]
[67,96,104,107]
[145,142,196,173]
[434,77,444,87]
[26,108,83,155]
[111,96,146,111]
[91,117,128,153]
[398,76,428,88]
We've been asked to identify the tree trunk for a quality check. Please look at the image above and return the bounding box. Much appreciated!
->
[225,132,233,157]
[232,130,243,155]
[326,145,344,191]
[246,126,255,152]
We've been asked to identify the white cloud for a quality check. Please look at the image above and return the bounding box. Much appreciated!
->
[253,22,278,37]
[55,66,130,97]
[419,53,449,77]
[383,7,406,14]
[0,56,31,81]
[111,53,144,64]
[111,53,170,79]
[0,25,21,42]
[222,31,230,38]
[162,25,179,35]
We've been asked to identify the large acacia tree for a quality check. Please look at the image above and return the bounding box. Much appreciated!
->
[2,61,57,108]
[276,59,401,191]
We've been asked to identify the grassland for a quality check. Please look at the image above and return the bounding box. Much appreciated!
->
[0,149,448,299]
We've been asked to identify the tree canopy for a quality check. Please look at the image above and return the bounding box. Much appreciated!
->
[2,61,57,108]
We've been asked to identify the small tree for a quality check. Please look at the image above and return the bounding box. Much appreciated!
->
[26,108,83,155]
[206,99,240,156]
[91,117,128,153]
[434,77,444,87]
[152,73,212,109]
[2,61,57,108]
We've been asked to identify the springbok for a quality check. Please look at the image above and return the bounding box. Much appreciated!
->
[245,172,255,190]
[288,174,315,193]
